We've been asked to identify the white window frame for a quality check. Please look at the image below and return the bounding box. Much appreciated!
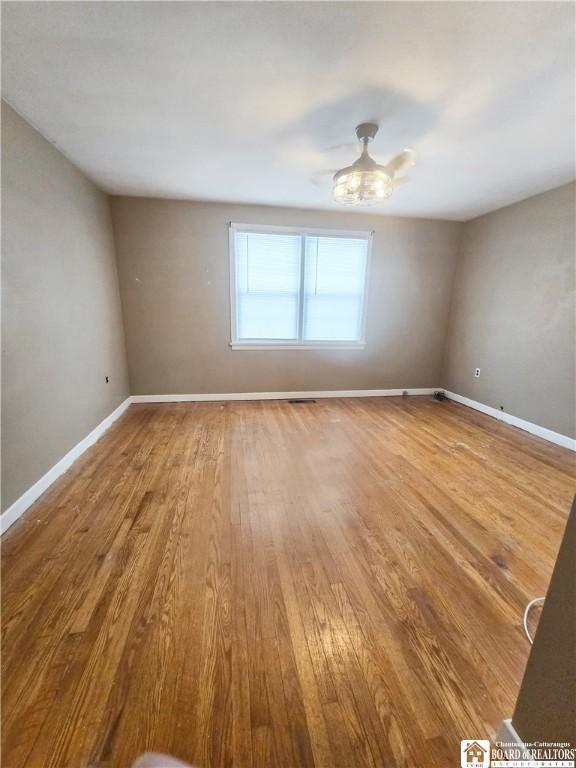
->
[229,222,372,350]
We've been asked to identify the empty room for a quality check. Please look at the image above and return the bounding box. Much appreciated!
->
[1,2,575,767]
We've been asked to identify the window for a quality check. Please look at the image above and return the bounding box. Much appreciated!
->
[229,224,371,349]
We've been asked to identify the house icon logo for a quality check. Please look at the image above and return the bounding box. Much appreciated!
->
[461,740,490,768]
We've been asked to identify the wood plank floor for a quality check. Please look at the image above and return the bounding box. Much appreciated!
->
[2,397,574,768]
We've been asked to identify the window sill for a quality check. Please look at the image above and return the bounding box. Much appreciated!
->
[230,342,366,351]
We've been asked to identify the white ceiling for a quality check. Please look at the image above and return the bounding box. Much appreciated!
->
[2,1,574,220]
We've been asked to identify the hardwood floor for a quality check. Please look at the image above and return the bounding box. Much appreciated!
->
[2,397,574,768]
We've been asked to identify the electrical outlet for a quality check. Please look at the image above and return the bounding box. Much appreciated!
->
[474,368,481,378]
[105,376,109,383]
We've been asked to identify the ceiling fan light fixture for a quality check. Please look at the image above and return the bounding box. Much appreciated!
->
[331,122,411,205]
[333,168,394,205]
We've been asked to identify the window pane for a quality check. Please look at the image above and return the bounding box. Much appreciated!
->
[235,231,301,340]
[238,294,299,339]
[303,236,368,341]
[304,296,364,341]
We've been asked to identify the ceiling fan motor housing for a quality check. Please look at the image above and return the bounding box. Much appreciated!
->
[355,123,379,143]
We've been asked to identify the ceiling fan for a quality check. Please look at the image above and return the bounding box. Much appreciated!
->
[315,123,415,205]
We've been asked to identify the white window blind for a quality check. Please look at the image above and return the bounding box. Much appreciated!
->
[231,225,370,348]
[304,236,367,342]
[235,231,301,340]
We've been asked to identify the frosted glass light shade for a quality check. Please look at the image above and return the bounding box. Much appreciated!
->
[333,168,394,205]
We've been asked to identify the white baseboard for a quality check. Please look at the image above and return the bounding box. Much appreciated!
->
[130,388,439,403]
[445,391,575,451]
[0,397,132,536]
[495,718,525,747]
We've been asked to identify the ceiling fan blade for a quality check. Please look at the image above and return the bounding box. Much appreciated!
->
[310,168,338,187]
[391,175,410,187]
[383,148,416,176]
[324,142,358,153]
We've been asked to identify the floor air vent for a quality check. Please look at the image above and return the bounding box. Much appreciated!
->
[288,398,317,404]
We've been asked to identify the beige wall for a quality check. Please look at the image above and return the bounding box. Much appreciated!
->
[1,101,129,511]
[443,183,576,438]
[110,197,462,395]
